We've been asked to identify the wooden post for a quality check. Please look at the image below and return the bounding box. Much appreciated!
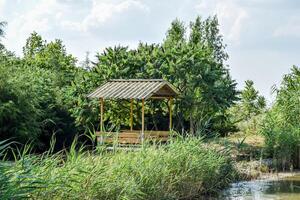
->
[100,98,104,132]
[130,98,133,131]
[169,97,173,131]
[141,98,145,142]
[298,144,300,169]
[99,98,104,144]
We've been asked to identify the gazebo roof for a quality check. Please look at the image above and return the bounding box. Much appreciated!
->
[87,79,179,100]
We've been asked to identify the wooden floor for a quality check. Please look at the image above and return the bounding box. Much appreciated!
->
[96,130,170,144]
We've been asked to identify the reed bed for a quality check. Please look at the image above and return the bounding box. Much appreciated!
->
[0,137,235,200]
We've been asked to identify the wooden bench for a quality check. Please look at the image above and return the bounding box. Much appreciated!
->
[96,130,170,144]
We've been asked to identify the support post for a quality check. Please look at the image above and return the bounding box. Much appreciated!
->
[130,98,133,131]
[169,97,173,131]
[99,98,104,144]
[141,98,145,142]
[100,98,104,132]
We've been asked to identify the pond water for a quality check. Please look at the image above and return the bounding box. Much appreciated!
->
[218,174,300,200]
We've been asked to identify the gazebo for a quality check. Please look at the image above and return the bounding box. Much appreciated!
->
[87,79,179,144]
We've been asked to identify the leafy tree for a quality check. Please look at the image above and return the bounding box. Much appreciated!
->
[23,32,45,58]
[70,16,238,136]
[163,16,237,135]
[241,80,259,119]
[260,66,300,169]
[257,96,266,111]
[0,21,6,49]
[164,19,186,47]
[0,16,239,150]
[189,16,228,63]
[0,33,77,150]
[231,80,266,123]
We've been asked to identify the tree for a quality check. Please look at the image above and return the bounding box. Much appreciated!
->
[0,16,239,150]
[70,16,238,136]
[0,33,78,150]
[164,19,186,47]
[189,16,228,63]
[241,80,259,119]
[23,32,45,58]
[256,96,266,111]
[162,16,237,135]
[260,66,300,168]
[0,21,7,49]
[230,80,266,123]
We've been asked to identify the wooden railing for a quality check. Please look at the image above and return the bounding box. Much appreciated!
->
[96,130,170,144]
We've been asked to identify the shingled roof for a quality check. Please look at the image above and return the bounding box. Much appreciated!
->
[87,79,179,100]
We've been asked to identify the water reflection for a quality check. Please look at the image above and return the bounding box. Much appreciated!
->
[220,175,300,200]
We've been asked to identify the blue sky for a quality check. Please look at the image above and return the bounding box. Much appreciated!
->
[1,0,300,102]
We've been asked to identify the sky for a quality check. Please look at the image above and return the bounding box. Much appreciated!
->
[1,0,300,103]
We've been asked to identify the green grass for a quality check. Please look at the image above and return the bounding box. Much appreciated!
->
[0,137,235,200]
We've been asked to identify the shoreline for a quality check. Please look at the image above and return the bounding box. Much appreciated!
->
[258,170,300,181]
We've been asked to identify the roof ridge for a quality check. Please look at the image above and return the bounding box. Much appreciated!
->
[87,79,179,99]
[110,79,165,82]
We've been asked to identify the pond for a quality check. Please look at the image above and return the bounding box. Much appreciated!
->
[219,174,300,200]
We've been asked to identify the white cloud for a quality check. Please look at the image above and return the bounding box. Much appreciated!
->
[0,0,6,17]
[3,0,66,54]
[62,0,149,32]
[273,16,300,38]
[196,0,248,44]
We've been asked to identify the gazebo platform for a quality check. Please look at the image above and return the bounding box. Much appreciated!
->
[96,130,170,144]
[88,79,179,145]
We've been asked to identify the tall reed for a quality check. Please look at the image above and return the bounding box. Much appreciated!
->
[0,137,235,200]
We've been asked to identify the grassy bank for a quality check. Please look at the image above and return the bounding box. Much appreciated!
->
[0,137,235,200]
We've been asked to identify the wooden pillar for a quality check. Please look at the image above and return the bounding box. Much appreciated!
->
[141,98,145,142]
[169,97,173,131]
[100,98,104,132]
[99,98,104,145]
[130,98,133,131]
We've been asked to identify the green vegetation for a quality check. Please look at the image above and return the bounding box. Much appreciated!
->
[0,13,299,199]
[0,138,235,199]
[228,80,266,134]
[0,16,238,151]
[260,66,300,169]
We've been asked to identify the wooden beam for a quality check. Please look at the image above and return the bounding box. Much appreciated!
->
[130,98,133,131]
[141,98,145,142]
[150,96,175,99]
[169,97,173,131]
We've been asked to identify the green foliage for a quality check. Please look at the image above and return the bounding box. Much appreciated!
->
[0,138,235,199]
[228,80,266,134]
[238,80,266,121]
[0,21,6,49]
[260,66,300,169]
[0,33,77,150]
[1,16,238,150]
[71,16,238,136]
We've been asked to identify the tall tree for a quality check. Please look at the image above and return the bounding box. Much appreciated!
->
[241,80,259,119]
[230,80,266,123]
[189,16,228,63]
[0,21,7,49]
[23,32,45,58]
[260,66,300,167]
[164,19,186,47]
[73,16,238,136]
[0,32,78,150]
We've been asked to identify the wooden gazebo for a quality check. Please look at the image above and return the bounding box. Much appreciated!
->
[87,79,179,144]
